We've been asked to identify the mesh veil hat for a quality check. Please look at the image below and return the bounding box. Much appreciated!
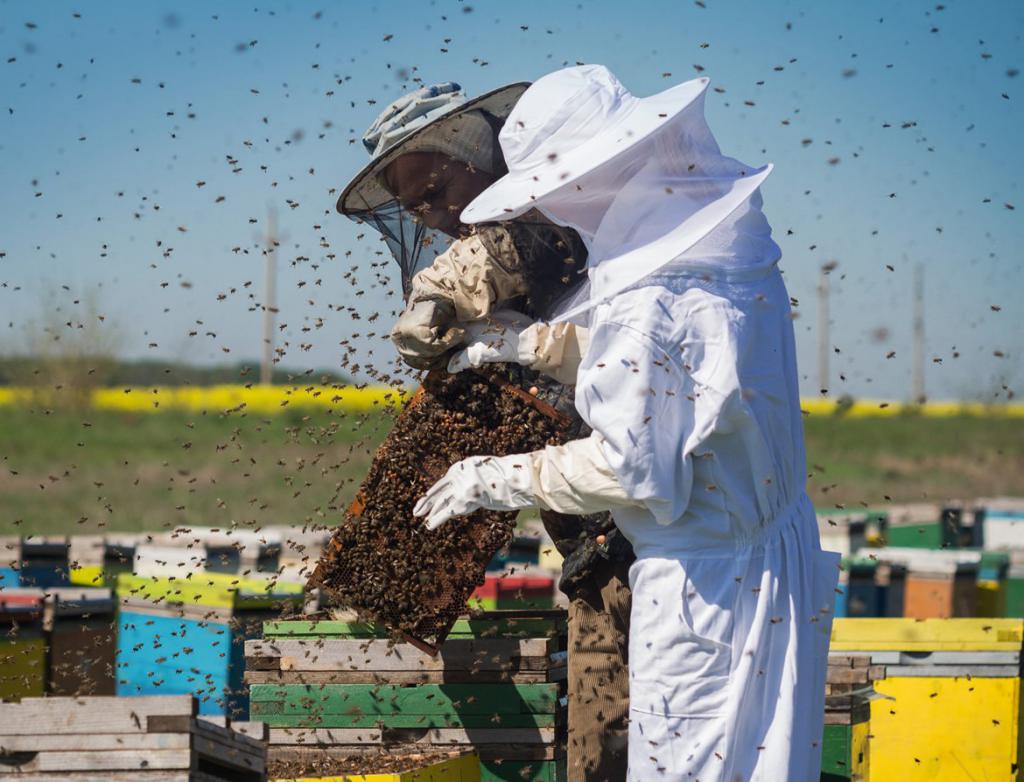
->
[461,66,712,224]
[337,81,529,216]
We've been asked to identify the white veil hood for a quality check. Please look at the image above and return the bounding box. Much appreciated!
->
[540,87,782,323]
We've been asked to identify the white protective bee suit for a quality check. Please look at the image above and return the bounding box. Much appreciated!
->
[418,65,840,781]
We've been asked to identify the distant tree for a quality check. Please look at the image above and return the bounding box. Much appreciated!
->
[3,286,123,410]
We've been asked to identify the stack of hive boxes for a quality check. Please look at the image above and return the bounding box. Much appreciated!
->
[246,611,567,782]
[856,547,980,618]
[829,617,1024,780]
[0,694,267,780]
[821,654,885,781]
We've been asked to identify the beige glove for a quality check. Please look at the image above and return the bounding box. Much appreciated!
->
[528,434,639,515]
[413,231,528,322]
[390,298,465,370]
[391,232,528,370]
[447,310,590,386]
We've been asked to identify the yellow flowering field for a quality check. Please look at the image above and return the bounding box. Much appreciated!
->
[0,384,1019,418]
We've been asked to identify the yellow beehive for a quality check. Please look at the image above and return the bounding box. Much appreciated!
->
[830,618,1024,781]
[274,752,480,782]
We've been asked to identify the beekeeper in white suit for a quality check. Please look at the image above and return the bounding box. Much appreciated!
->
[415,64,840,781]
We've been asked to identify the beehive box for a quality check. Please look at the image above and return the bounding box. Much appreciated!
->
[0,536,20,589]
[882,503,945,549]
[818,510,887,560]
[820,654,884,780]
[69,533,145,587]
[42,587,117,696]
[246,610,567,782]
[270,751,481,782]
[0,589,46,701]
[116,572,305,716]
[974,497,1024,551]
[1008,551,1024,617]
[311,369,571,653]
[158,527,283,575]
[840,559,906,618]
[18,537,70,588]
[976,551,1010,617]
[858,547,979,618]
[0,694,267,780]
[830,618,1024,780]
[469,575,556,611]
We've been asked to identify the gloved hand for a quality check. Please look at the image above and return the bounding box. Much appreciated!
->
[447,310,591,386]
[390,298,465,370]
[446,311,536,373]
[414,453,536,531]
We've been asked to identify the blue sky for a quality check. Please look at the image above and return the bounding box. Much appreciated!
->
[0,0,1020,400]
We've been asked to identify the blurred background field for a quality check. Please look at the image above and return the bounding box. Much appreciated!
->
[3,386,1023,537]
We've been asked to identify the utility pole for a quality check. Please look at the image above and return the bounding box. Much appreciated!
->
[817,262,835,395]
[260,208,278,386]
[911,264,925,404]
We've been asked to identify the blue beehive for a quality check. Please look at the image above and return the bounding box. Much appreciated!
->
[115,571,303,717]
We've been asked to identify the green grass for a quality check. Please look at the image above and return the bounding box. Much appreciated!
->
[2,406,1022,536]
[803,413,1024,510]
[0,405,394,536]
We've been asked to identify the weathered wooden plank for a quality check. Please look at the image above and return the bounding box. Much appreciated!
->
[880,664,1020,677]
[249,683,560,716]
[830,617,1024,651]
[0,733,192,752]
[245,637,558,671]
[268,743,561,762]
[0,775,192,782]
[204,720,269,742]
[0,748,192,772]
[243,667,567,685]
[0,696,195,736]
[263,616,566,640]
[192,734,265,775]
[825,666,873,684]
[267,726,557,746]
[835,649,1020,666]
[246,709,560,729]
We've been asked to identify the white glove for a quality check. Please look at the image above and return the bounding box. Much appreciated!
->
[446,311,535,373]
[448,310,590,386]
[391,298,466,370]
[414,453,536,531]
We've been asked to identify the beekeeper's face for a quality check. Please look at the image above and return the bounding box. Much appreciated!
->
[383,151,496,238]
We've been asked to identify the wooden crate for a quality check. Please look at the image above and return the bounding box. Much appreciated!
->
[116,573,305,717]
[249,612,567,782]
[0,589,46,701]
[43,587,117,696]
[830,618,1024,780]
[0,694,266,780]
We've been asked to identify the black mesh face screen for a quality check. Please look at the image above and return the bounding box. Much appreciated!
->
[345,201,451,299]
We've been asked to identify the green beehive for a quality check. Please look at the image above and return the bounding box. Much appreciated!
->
[247,610,567,782]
